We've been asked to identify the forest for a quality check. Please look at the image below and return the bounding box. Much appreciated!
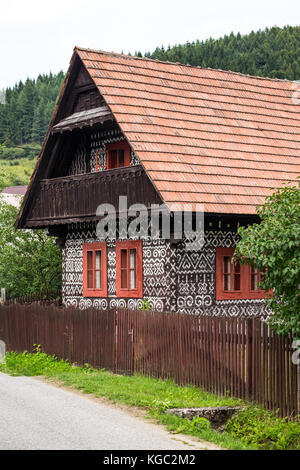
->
[142,25,300,79]
[0,25,299,186]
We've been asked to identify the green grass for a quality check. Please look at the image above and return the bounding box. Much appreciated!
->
[1,156,36,186]
[0,143,39,186]
[1,347,299,450]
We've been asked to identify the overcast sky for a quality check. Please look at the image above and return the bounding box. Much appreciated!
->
[1,0,299,89]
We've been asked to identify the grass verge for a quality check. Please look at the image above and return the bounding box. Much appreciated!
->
[0,348,299,450]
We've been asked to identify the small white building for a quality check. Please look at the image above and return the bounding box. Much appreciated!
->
[1,186,27,207]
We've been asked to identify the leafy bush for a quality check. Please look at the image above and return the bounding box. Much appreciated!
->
[235,182,300,338]
[225,406,300,450]
[0,146,26,160]
[0,200,62,297]
[0,143,40,161]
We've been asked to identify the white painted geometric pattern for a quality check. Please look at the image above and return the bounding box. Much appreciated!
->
[62,225,270,317]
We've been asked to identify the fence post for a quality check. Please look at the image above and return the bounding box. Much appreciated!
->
[178,313,183,385]
[246,318,253,400]
[114,308,118,374]
[1,288,5,304]
[297,363,300,415]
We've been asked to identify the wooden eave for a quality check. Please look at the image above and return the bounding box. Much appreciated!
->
[51,105,114,133]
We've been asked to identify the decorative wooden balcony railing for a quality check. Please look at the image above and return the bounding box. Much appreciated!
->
[25,165,162,227]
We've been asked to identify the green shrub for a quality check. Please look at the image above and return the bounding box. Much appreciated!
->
[140,298,152,310]
[0,146,25,160]
[225,406,300,450]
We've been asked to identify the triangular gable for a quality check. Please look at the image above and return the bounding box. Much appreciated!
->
[16,51,132,227]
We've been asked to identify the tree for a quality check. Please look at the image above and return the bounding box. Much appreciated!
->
[0,71,64,147]
[235,181,300,338]
[0,198,62,298]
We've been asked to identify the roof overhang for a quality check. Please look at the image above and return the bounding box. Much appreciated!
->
[51,105,114,133]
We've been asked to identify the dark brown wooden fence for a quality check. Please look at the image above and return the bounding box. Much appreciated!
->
[0,303,298,417]
[4,290,61,306]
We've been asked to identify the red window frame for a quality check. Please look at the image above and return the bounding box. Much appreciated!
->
[106,141,130,170]
[216,247,267,300]
[116,240,143,298]
[82,242,107,297]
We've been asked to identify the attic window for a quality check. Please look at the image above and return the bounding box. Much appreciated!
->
[106,141,130,169]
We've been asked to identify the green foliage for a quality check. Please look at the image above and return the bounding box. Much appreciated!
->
[143,26,300,80]
[0,143,40,161]
[225,406,300,450]
[235,181,300,337]
[0,199,62,297]
[140,297,152,310]
[151,398,173,412]
[1,347,71,377]
[0,165,8,191]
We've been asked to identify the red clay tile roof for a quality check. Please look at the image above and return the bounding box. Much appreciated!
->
[76,47,300,215]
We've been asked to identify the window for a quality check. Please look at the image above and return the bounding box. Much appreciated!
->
[216,247,267,300]
[83,242,107,297]
[106,141,130,169]
[222,255,241,292]
[116,240,143,298]
[250,265,265,292]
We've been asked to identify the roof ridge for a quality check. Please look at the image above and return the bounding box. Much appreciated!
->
[74,45,298,85]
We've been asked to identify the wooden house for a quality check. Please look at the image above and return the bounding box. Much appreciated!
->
[16,47,300,316]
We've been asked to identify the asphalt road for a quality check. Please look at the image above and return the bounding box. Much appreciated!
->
[0,372,216,450]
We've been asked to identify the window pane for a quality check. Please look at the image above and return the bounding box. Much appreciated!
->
[129,250,136,289]
[87,251,93,289]
[130,249,136,269]
[251,266,258,290]
[87,251,93,270]
[110,150,117,169]
[120,249,128,289]
[95,270,101,289]
[223,274,230,291]
[233,274,240,290]
[95,251,101,270]
[118,149,125,167]
[233,260,240,290]
[87,270,93,289]
[121,269,127,289]
[95,251,102,290]
[130,269,135,289]
[234,260,240,274]
[121,250,127,269]
[223,256,231,290]
[223,256,231,274]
